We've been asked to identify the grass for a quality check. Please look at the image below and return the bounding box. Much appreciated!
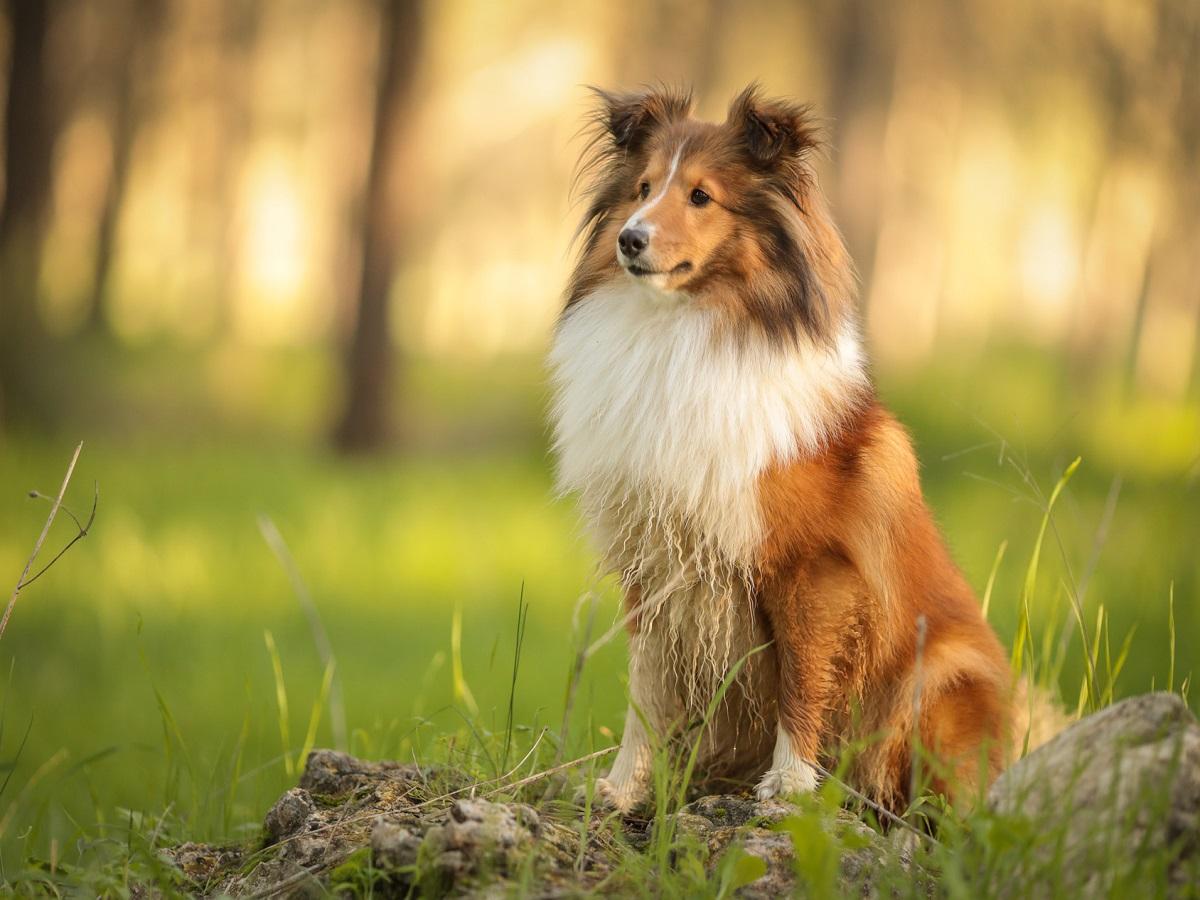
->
[0,342,1196,894]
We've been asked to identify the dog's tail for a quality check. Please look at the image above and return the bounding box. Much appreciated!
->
[1012,679,1072,756]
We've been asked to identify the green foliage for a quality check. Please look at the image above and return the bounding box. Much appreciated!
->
[328,847,388,897]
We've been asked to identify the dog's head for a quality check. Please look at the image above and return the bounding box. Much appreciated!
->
[569,84,855,343]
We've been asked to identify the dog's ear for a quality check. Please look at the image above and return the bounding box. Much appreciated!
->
[728,84,820,177]
[593,86,693,152]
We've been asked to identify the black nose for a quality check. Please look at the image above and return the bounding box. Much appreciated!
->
[618,227,649,258]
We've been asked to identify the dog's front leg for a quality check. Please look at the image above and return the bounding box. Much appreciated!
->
[595,705,653,813]
[754,577,831,800]
[594,640,674,813]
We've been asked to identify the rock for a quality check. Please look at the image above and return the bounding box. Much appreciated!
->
[731,831,797,898]
[299,748,426,799]
[683,793,795,829]
[162,842,244,884]
[988,692,1200,894]
[263,788,315,845]
[679,792,915,897]
[423,798,539,881]
[370,819,422,871]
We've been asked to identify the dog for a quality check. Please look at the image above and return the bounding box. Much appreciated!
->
[549,84,1048,814]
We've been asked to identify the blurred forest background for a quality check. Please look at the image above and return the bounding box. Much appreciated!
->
[1,0,1198,873]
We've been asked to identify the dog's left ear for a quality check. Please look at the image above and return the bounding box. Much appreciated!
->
[728,84,819,179]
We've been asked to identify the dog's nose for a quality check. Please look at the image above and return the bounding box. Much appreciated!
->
[618,227,649,258]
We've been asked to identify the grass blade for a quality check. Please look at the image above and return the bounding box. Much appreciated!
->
[299,659,336,771]
[264,630,293,778]
[451,597,478,717]
[1168,582,1176,694]
[981,540,1007,621]
[502,584,529,774]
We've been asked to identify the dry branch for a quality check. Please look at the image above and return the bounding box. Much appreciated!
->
[0,441,90,642]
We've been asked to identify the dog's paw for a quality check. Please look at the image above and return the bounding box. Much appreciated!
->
[755,761,820,801]
[590,776,648,814]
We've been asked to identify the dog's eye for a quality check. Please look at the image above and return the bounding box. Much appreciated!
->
[638,182,650,200]
[690,188,711,207]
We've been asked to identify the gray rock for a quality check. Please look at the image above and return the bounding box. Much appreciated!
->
[162,842,244,886]
[370,819,422,871]
[988,692,1200,895]
[684,793,795,828]
[263,788,315,845]
[680,793,916,897]
[730,831,797,899]
[299,748,425,799]
[425,797,539,877]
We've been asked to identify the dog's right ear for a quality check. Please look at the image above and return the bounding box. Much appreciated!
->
[592,86,693,152]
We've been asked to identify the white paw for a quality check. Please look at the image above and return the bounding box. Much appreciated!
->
[755,761,820,800]
[592,775,649,814]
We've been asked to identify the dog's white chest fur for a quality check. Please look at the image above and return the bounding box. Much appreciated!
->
[549,281,866,568]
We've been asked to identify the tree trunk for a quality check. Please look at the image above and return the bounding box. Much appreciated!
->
[0,0,58,431]
[86,0,165,334]
[332,0,421,453]
[210,0,261,332]
[823,0,896,309]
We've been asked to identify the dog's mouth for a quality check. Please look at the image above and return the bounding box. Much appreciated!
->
[625,260,693,278]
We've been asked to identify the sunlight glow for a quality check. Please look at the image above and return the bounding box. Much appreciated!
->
[244,160,305,300]
[235,150,309,341]
[1018,206,1079,338]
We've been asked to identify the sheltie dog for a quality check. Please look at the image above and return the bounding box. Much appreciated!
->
[549,84,1046,813]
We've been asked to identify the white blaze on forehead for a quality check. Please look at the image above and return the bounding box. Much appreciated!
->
[623,141,687,237]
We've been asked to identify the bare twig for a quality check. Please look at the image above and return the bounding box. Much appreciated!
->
[1,442,87,642]
[809,758,938,844]
[258,514,348,752]
[21,480,98,590]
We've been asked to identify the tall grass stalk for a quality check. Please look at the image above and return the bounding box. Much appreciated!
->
[502,585,529,774]
[980,540,1007,621]
[1168,582,1176,694]
[451,597,478,716]
[0,749,67,841]
[141,636,198,814]
[1010,457,1082,690]
[299,660,336,771]
[258,515,348,752]
[263,630,293,778]
[1102,623,1137,707]
[223,704,251,835]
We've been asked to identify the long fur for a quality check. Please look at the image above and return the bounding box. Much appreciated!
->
[550,84,1063,813]
[551,281,866,721]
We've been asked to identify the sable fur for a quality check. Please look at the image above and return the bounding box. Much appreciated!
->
[550,84,1053,813]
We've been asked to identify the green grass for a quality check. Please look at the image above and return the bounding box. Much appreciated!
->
[0,343,1196,893]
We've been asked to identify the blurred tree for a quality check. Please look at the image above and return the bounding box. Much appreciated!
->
[332,0,422,453]
[0,0,59,431]
[210,0,261,332]
[691,0,730,100]
[86,0,167,334]
[821,0,896,305]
